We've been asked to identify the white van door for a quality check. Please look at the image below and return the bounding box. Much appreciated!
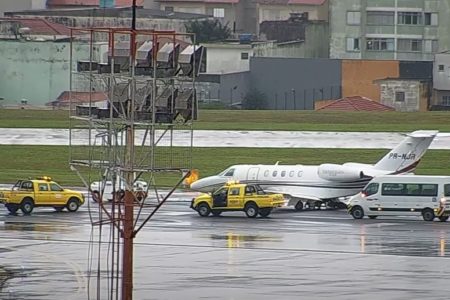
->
[379,183,402,215]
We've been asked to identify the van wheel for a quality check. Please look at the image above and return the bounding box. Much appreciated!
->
[294,201,303,211]
[422,209,435,221]
[66,198,80,212]
[438,216,449,222]
[368,216,377,219]
[259,208,272,217]
[244,202,259,218]
[20,198,34,215]
[197,203,211,217]
[351,206,364,219]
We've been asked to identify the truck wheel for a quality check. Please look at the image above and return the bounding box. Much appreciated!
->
[351,206,364,219]
[294,201,303,211]
[6,204,18,215]
[20,198,34,215]
[244,202,259,218]
[197,203,211,217]
[211,210,222,217]
[422,209,435,221]
[66,198,80,212]
[259,208,272,217]
[438,216,449,222]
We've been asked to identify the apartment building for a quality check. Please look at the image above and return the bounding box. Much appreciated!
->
[330,0,450,61]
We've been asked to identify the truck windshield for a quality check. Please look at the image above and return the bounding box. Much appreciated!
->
[255,185,266,195]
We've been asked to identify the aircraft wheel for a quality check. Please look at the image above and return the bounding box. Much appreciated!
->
[294,201,303,211]
[20,198,34,215]
[351,206,364,219]
[422,208,435,221]
[439,216,449,222]
[197,203,211,217]
[314,202,322,210]
[259,208,272,217]
[244,202,259,218]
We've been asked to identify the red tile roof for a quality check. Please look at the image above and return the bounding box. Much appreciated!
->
[0,18,71,36]
[47,0,144,7]
[317,96,395,112]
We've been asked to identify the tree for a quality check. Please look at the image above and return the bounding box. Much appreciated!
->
[185,19,231,44]
[242,89,268,110]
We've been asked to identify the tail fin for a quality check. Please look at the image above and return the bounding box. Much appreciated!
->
[374,130,438,173]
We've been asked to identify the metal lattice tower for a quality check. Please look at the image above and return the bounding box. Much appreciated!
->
[68,28,201,300]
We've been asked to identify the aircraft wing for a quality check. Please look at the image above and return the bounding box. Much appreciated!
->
[263,187,322,202]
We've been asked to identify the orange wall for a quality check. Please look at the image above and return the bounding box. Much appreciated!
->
[342,60,399,101]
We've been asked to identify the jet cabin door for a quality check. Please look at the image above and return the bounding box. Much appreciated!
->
[247,167,260,181]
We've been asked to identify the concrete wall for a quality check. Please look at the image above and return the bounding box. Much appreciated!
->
[202,43,253,74]
[433,53,450,90]
[342,60,399,101]
[379,79,428,112]
[256,3,328,25]
[250,57,341,110]
[0,0,46,16]
[0,40,89,106]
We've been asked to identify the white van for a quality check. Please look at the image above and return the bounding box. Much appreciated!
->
[347,175,450,221]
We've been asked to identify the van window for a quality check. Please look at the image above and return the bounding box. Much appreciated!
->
[445,184,450,197]
[382,183,438,197]
[421,184,437,197]
[382,183,404,196]
[364,183,379,196]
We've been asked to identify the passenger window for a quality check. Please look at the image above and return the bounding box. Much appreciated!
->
[38,183,48,191]
[445,184,450,197]
[21,181,33,190]
[406,184,421,196]
[229,188,240,196]
[245,186,256,195]
[224,168,235,177]
[297,170,303,177]
[421,184,437,197]
[364,183,379,196]
[289,171,294,177]
[50,183,63,192]
[281,171,286,177]
[382,183,404,196]
[272,171,277,177]
[264,170,269,177]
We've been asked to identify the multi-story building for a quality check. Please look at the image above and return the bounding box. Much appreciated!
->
[330,0,450,61]
[0,0,46,16]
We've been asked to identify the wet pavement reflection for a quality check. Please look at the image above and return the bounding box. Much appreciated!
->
[1,204,450,299]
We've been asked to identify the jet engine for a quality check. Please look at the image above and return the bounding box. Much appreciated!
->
[317,164,365,182]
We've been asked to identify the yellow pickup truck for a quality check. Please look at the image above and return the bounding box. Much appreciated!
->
[0,176,85,215]
[190,182,285,218]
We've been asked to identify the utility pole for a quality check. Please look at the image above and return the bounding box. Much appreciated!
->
[122,1,137,299]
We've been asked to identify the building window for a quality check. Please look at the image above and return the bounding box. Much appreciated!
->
[213,8,225,18]
[395,91,405,102]
[164,6,174,12]
[346,38,360,51]
[438,65,445,72]
[398,12,422,25]
[367,11,394,25]
[347,11,361,25]
[424,12,438,26]
[241,52,249,60]
[397,39,422,52]
[366,38,394,51]
[442,95,450,106]
[424,40,438,53]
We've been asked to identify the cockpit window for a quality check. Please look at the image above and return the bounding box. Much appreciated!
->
[220,168,235,177]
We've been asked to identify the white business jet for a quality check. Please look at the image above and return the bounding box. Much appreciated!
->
[190,130,438,210]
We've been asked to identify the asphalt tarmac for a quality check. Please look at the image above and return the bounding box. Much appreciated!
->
[1,196,450,300]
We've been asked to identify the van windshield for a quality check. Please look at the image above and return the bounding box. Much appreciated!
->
[363,183,379,196]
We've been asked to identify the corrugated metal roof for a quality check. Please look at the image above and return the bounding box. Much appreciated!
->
[55,91,109,102]
[317,96,395,112]
[47,0,144,7]
[0,17,71,36]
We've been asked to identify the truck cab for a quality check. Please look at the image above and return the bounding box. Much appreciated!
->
[190,182,285,218]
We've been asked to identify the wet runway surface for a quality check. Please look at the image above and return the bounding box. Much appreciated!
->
[1,198,450,300]
[1,129,449,149]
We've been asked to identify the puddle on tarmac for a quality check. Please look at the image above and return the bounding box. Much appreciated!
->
[0,266,26,294]
[209,233,282,248]
[1,222,69,233]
